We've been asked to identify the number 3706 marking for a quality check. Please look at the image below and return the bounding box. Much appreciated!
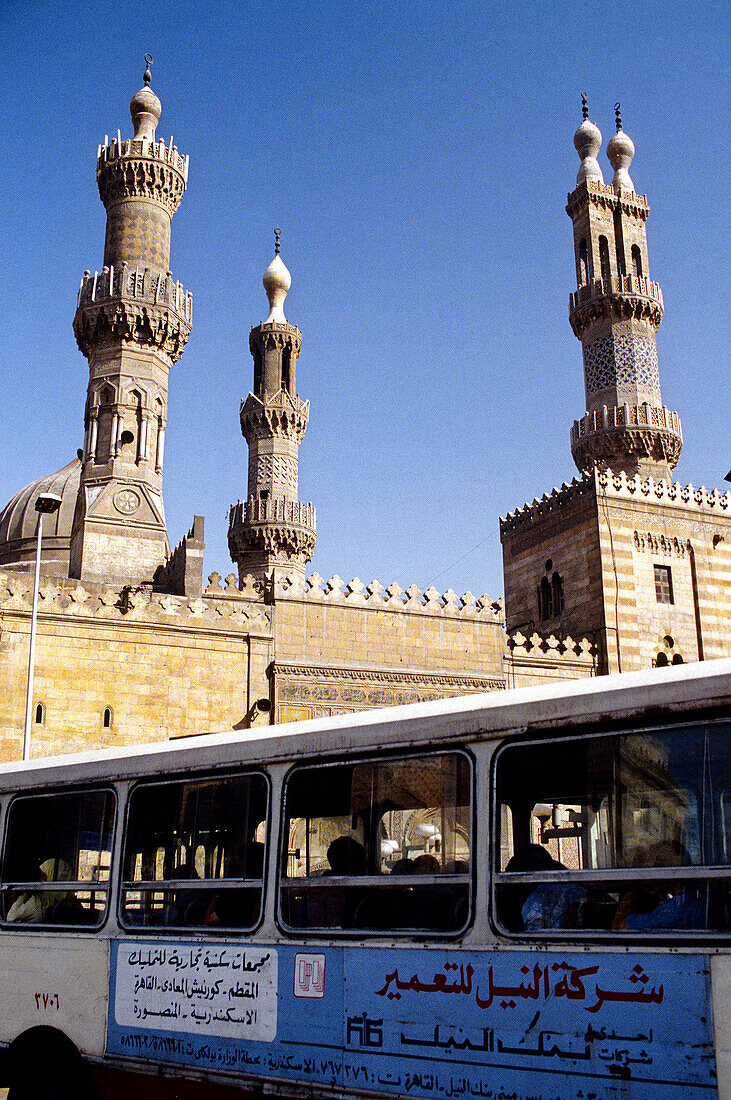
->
[34,992,60,1011]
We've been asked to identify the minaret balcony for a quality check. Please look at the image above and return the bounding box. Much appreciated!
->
[571,402,683,475]
[231,496,317,531]
[569,274,663,337]
[97,134,189,181]
[73,266,192,361]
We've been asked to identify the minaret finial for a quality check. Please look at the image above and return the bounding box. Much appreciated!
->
[274,227,281,256]
[614,101,622,133]
[607,102,635,192]
[581,92,589,121]
[573,96,603,186]
[143,54,153,87]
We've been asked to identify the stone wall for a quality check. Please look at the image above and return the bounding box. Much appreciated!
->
[270,572,507,722]
[0,568,272,761]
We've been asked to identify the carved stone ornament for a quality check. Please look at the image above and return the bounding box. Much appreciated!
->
[571,423,683,475]
[73,298,191,362]
[98,156,186,216]
[113,487,141,515]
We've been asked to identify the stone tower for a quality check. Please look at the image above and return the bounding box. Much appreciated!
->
[228,235,317,585]
[567,100,682,480]
[70,57,192,586]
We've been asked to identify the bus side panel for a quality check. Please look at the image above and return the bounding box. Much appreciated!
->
[0,932,108,1056]
[712,955,730,1100]
[107,941,718,1099]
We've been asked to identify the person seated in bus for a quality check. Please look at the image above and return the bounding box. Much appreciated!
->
[6,857,73,923]
[612,840,705,931]
[161,858,202,927]
[506,844,583,931]
[412,853,440,875]
[203,842,265,929]
[390,857,414,875]
[325,836,367,876]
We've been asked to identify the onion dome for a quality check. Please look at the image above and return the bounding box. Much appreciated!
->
[263,228,292,324]
[130,54,161,141]
[574,93,604,185]
[607,102,635,193]
[0,457,81,576]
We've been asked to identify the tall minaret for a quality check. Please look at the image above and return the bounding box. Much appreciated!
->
[566,98,682,480]
[70,57,192,585]
[228,233,316,585]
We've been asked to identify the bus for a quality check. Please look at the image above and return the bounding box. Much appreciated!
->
[0,659,728,1100]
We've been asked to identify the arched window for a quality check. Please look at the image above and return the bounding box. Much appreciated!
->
[551,572,564,615]
[655,652,669,667]
[34,702,45,726]
[103,707,113,730]
[578,238,589,285]
[253,349,263,397]
[281,346,291,393]
[598,236,611,284]
[538,577,552,621]
[672,653,684,665]
[631,244,643,278]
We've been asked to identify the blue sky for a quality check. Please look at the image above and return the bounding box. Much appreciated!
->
[1,0,728,600]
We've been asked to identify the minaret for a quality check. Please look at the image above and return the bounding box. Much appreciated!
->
[566,98,682,480]
[70,57,192,585]
[228,232,316,585]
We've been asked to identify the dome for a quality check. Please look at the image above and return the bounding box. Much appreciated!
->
[607,128,635,192]
[263,253,292,324]
[0,457,81,576]
[573,117,604,185]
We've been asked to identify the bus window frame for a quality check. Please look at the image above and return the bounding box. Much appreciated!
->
[276,745,475,939]
[117,765,271,935]
[490,716,731,942]
[0,783,118,932]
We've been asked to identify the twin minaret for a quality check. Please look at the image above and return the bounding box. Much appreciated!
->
[566,98,682,480]
[71,58,192,585]
[68,71,676,590]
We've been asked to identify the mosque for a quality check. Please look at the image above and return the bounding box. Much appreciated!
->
[0,70,727,760]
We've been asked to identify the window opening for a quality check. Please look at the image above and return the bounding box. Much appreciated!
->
[280,751,471,934]
[654,564,674,604]
[1,789,115,927]
[598,236,611,284]
[631,244,643,278]
[494,721,729,936]
[34,702,44,726]
[578,239,589,285]
[281,346,291,393]
[121,771,268,930]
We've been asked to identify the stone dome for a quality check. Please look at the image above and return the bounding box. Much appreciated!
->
[0,456,81,576]
[263,253,292,324]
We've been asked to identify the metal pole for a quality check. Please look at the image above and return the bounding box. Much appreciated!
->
[23,512,44,761]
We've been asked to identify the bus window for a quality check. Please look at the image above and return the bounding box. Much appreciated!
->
[494,721,730,936]
[280,751,471,934]
[120,771,268,931]
[1,788,115,927]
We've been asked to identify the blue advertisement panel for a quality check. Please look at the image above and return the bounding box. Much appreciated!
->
[107,941,717,1098]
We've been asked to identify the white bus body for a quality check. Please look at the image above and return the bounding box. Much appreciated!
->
[0,659,728,1099]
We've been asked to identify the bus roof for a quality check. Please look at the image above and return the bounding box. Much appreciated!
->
[1,658,729,789]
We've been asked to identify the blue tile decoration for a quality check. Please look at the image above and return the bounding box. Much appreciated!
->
[583,334,660,396]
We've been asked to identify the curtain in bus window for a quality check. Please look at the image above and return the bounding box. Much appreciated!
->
[280,751,471,934]
[121,772,268,930]
[1,789,115,927]
[494,721,729,935]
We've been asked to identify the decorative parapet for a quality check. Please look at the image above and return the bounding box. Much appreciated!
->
[566,178,649,218]
[227,497,317,568]
[595,467,730,514]
[97,135,188,213]
[500,476,594,537]
[273,572,504,622]
[571,403,682,474]
[73,265,192,362]
[501,467,729,539]
[569,274,663,338]
[0,568,271,634]
[505,630,596,661]
[75,265,193,321]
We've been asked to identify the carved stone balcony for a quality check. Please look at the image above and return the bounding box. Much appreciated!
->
[571,402,683,476]
[569,274,664,338]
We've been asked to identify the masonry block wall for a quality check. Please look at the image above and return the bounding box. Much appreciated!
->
[270,574,507,722]
[0,569,272,761]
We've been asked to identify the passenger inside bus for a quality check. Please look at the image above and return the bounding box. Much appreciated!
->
[612,841,705,931]
[6,857,73,923]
